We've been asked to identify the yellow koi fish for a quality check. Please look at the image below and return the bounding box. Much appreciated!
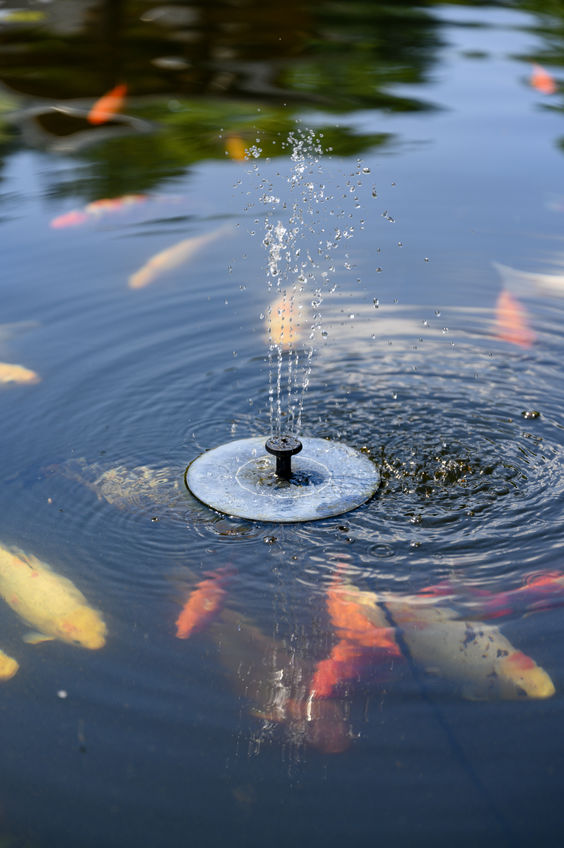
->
[0,544,107,649]
[341,584,554,701]
[0,362,40,384]
[0,649,19,680]
[128,225,231,289]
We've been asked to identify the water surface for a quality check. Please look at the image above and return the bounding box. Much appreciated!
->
[0,2,563,846]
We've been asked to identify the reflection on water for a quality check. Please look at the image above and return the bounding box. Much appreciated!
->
[2,0,564,846]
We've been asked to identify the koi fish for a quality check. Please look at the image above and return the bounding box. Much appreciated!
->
[310,574,401,698]
[267,292,305,348]
[531,64,557,95]
[494,289,535,348]
[176,567,233,639]
[225,135,248,162]
[0,544,107,649]
[421,571,564,621]
[209,608,351,754]
[50,194,147,229]
[128,225,230,289]
[87,83,128,126]
[357,590,555,700]
[0,648,19,680]
[0,362,40,384]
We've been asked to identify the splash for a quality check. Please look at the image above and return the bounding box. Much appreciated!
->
[248,128,367,437]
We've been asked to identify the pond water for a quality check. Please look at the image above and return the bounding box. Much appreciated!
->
[1,1,564,846]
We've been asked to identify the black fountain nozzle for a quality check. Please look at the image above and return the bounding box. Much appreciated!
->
[265,435,303,480]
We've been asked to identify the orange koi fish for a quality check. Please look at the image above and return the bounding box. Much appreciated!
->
[87,83,128,126]
[531,64,556,95]
[310,571,401,698]
[50,194,147,229]
[50,210,89,229]
[210,608,351,754]
[175,567,232,639]
[494,289,535,348]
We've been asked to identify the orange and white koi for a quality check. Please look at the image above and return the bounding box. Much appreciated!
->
[356,589,554,700]
[87,83,128,125]
[50,194,147,229]
[176,567,233,639]
[421,571,564,621]
[129,225,230,289]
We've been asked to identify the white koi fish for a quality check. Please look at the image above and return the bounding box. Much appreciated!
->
[341,584,555,701]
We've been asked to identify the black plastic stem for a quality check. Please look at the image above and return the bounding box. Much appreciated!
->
[265,435,303,480]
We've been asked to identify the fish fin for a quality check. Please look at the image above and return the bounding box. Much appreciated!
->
[23,631,55,645]
[461,689,485,701]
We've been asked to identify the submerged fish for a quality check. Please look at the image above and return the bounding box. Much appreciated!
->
[267,291,307,348]
[0,362,40,384]
[422,571,564,621]
[50,194,147,229]
[0,544,107,649]
[531,64,557,95]
[128,225,231,289]
[209,609,351,754]
[310,575,401,698]
[494,289,535,348]
[0,648,19,680]
[88,83,128,125]
[46,458,183,510]
[225,135,248,162]
[355,588,554,701]
[176,566,233,639]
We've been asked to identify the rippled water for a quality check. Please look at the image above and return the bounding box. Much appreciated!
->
[1,1,564,846]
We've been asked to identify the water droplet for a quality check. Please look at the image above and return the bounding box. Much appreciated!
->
[434,309,441,317]
[373,298,379,308]
[362,167,371,174]
[349,313,355,320]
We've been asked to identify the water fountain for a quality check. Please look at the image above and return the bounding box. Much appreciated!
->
[185,129,380,522]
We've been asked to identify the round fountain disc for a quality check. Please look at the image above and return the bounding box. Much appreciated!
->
[185,436,380,523]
